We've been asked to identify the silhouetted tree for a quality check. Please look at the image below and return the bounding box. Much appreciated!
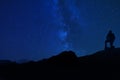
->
[105,30,115,49]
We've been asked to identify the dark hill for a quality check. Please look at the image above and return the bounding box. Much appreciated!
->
[37,48,120,66]
[43,51,79,66]
[1,48,120,80]
[78,48,120,64]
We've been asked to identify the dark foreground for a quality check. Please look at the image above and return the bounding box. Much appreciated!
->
[0,48,120,80]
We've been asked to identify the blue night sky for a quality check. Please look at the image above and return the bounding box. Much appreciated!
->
[0,0,120,61]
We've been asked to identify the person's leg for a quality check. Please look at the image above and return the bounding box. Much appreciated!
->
[110,42,112,48]
[110,41,114,48]
[105,40,108,49]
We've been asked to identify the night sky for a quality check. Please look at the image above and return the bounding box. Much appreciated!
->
[1,0,120,61]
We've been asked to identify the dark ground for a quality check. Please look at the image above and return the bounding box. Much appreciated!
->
[0,48,120,80]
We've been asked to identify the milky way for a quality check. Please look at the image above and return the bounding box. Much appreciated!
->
[54,0,87,55]
[1,0,120,61]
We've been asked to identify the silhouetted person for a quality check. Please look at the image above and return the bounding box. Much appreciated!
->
[105,30,115,49]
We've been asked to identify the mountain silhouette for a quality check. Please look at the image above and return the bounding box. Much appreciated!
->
[78,48,120,64]
[44,51,79,66]
[1,48,120,80]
